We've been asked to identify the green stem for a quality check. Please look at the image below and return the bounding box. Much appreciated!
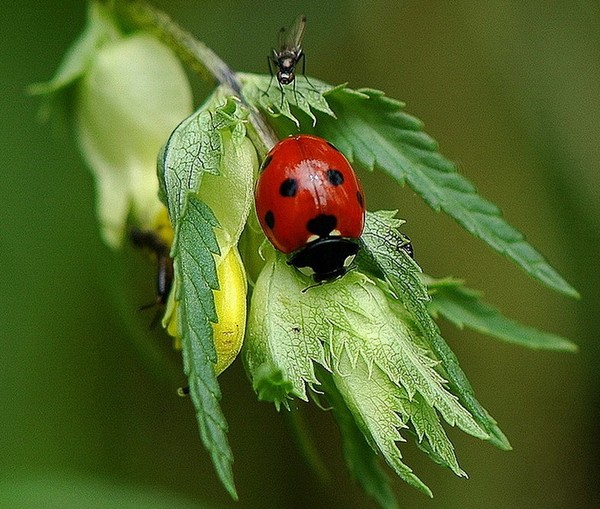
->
[114,0,278,154]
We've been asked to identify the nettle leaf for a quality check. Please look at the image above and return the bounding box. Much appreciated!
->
[159,93,255,500]
[244,255,487,496]
[325,88,579,298]
[405,393,466,477]
[326,277,487,486]
[244,252,328,408]
[327,281,486,441]
[238,73,339,127]
[427,277,577,352]
[360,210,510,451]
[360,210,428,306]
[244,80,578,299]
[159,93,248,225]
[331,347,431,497]
[171,196,236,498]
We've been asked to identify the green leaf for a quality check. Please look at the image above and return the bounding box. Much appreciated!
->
[403,393,466,477]
[360,210,429,306]
[427,277,578,352]
[324,276,487,486]
[159,94,248,226]
[172,195,237,499]
[245,255,488,495]
[238,73,339,127]
[244,252,328,408]
[159,94,256,499]
[360,210,511,451]
[328,87,579,298]
[318,367,399,509]
[327,280,487,441]
[330,333,432,497]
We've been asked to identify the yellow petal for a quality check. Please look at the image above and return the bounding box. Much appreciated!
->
[163,245,247,376]
[212,246,247,375]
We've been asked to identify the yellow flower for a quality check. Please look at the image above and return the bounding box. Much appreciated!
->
[164,245,247,376]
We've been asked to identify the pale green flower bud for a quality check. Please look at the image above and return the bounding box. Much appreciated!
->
[76,32,193,247]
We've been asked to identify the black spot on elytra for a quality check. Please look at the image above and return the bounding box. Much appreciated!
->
[265,210,275,229]
[279,178,298,197]
[259,154,272,172]
[356,191,364,208]
[326,169,344,186]
[307,214,337,237]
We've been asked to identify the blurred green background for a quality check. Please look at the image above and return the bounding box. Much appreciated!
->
[2,1,598,508]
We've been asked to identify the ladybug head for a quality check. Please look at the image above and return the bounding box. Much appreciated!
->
[288,237,360,282]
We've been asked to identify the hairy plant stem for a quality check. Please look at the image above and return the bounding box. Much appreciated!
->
[113,0,278,154]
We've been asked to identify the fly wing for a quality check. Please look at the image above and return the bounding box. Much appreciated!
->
[278,14,307,52]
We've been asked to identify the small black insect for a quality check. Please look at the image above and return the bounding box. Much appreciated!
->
[265,14,317,106]
[130,227,174,325]
[269,14,307,86]
[400,234,414,259]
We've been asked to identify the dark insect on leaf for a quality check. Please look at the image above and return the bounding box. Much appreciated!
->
[271,14,307,86]
[265,14,319,108]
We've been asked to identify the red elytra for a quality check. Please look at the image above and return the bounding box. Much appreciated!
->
[255,134,366,281]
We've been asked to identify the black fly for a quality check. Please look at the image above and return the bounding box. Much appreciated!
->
[270,14,307,86]
[266,14,315,106]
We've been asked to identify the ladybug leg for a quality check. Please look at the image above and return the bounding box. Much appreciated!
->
[301,279,326,293]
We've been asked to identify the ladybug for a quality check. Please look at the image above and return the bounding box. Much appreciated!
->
[255,134,366,281]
